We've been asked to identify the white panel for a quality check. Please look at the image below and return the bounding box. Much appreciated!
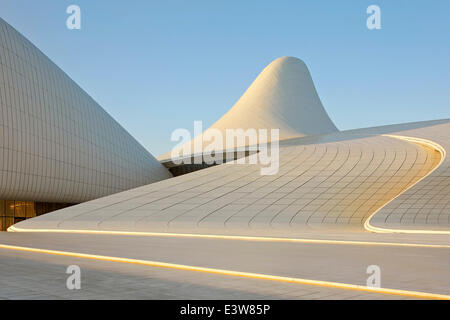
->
[0,18,172,203]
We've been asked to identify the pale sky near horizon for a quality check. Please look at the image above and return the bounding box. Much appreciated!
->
[1,0,449,155]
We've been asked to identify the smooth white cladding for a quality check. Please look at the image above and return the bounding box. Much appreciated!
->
[210,56,338,138]
[13,119,450,234]
[0,18,172,203]
[160,56,338,160]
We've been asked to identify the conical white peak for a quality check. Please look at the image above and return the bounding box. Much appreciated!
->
[160,56,338,160]
[209,56,338,139]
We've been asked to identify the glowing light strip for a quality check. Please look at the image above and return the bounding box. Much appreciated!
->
[364,135,450,235]
[0,243,448,300]
[7,225,450,248]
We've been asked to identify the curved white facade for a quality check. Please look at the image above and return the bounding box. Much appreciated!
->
[209,56,338,138]
[0,18,172,203]
[12,120,449,234]
[1,17,448,235]
[159,56,338,160]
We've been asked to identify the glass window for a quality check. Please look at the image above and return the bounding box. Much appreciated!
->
[14,217,25,224]
[5,216,14,230]
[15,201,26,218]
[25,201,35,218]
[0,200,74,231]
[5,200,14,217]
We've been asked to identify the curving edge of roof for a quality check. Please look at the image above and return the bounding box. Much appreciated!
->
[0,17,172,203]
[158,56,338,161]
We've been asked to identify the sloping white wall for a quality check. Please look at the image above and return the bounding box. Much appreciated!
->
[160,56,338,160]
[0,18,172,203]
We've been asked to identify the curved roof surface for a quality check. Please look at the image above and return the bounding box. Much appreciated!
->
[159,56,338,160]
[1,18,448,236]
[12,119,450,235]
[0,18,172,203]
[208,56,338,137]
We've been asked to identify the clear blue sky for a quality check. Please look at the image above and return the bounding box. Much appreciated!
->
[1,1,449,155]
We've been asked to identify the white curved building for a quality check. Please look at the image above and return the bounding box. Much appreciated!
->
[207,56,338,138]
[159,56,338,161]
[9,52,450,235]
[0,18,171,230]
[1,17,449,302]
[1,18,449,237]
